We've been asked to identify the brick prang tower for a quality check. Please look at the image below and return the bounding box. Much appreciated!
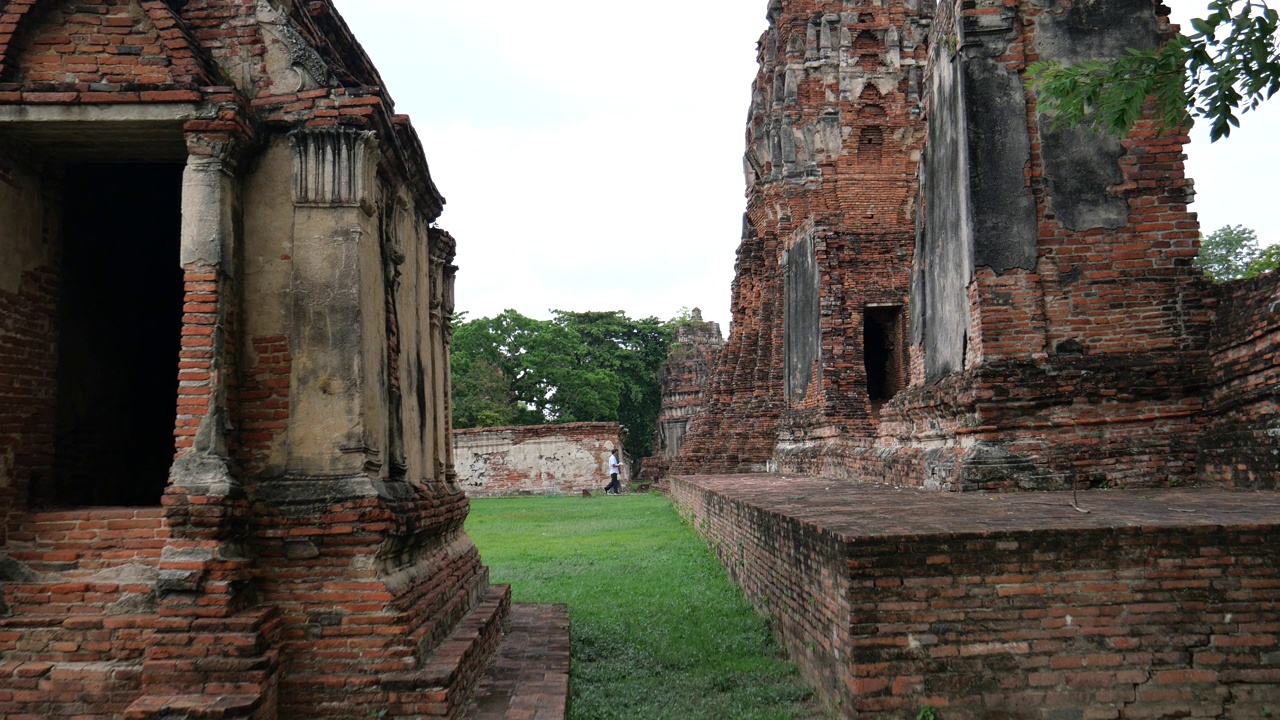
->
[672,0,932,477]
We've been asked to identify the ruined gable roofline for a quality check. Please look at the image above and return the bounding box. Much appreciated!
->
[391,112,445,223]
[301,0,391,104]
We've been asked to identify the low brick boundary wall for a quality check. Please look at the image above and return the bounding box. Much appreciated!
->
[669,475,1280,719]
[454,423,624,497]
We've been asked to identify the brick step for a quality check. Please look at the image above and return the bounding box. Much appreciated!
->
[140,655,279,697]
[124,692,267,720]
[0,613,157,663]
[140,606,282,697]
[11,508,168,536]
[378,584,514,712]
[189,606,282,637]
[0,659,144,717]
[463,603,570,720]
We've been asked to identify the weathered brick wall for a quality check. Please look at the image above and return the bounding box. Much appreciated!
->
[454,423,625,496]
[0,508,172,719]
[670,230,784,475]
[248,483,493,717]
[876,0,1213,491]
[0,0,217,98]
[672,475,1280,719]
[231,334,291,477]
[1198,271,1280,488]
[671,477,854,712]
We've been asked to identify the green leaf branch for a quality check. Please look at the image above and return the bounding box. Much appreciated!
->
[1029,1,1280,141]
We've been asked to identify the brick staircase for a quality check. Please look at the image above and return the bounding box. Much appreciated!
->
[378,584,512,717]
[125,604,282,720]
[1,510,569,719]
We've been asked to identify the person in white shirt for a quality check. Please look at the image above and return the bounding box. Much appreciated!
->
[604,449,622,495]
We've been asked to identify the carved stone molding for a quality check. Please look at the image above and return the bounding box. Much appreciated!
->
[290,127,377,211]
[257,0,333,91]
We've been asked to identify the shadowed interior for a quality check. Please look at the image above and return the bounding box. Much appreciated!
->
[46,162,184,507]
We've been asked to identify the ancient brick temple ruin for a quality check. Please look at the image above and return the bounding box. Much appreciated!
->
[669,0,1280,717]
[0,1,565,718]
[638,308,723,482]
[672,0,1278,492]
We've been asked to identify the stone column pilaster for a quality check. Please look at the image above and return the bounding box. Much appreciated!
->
[284,126,384,478]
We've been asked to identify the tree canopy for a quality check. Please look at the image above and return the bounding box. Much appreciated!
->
[450,309,674,462]
[1030,0,1280,141]
[1195,224,1279,281]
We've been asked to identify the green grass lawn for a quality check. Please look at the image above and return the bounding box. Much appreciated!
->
[465,492,833,720]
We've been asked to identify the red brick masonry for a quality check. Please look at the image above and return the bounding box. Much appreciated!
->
[671,475,1280,719]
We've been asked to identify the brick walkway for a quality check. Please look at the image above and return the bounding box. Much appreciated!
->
[463,604,570,720]
[677,474,1280,539]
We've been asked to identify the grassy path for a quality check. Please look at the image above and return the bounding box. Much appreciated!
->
[465,493,831,720]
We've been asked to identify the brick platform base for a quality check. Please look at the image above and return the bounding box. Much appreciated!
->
[669,475,1280,719]
[0,507,572,720]
[463,604,570,720]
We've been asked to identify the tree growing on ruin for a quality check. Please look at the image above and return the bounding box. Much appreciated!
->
[450,309,674,461]
[1030,0,1280,141]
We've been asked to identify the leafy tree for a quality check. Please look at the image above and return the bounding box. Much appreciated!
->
[451,354,521,429]
[449,309,675,462]
[1030,0,1280,141]
[1196,224,1262,281]
[1246,241,1280,277]
[552,310,674,461]
[451,310,614,426]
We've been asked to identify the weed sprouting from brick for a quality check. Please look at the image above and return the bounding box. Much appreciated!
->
[465,493,834,720]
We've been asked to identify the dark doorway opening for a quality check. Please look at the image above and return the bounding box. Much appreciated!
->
[864,306,905,409]
[47,163,184,507]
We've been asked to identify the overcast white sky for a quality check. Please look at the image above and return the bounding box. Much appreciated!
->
[332,1,1279,333]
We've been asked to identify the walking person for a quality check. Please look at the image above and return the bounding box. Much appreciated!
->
[604,449,623,495]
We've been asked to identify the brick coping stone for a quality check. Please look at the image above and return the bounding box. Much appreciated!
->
[463,604,570,720]
[671,474,1280,539]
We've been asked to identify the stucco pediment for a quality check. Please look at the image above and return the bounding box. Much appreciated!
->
[255,0,385,95]
[256,0,335,93]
